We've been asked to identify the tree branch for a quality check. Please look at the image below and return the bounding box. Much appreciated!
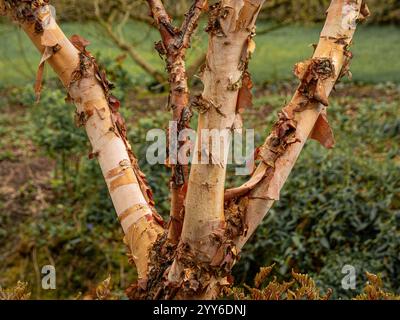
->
[175,0,207,49]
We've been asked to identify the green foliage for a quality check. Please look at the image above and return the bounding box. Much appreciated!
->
[1,22,400,86]
[95,52,138,103]
[30,89,87,158]
[0,62,171,297]
[1,58,398,299]
[0,83,134,298]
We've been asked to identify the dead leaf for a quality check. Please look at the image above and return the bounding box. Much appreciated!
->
[70,34,90,52]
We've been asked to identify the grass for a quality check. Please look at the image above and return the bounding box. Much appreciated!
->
[0,21,399,87]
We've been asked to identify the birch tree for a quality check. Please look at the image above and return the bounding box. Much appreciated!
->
[0,0,369,300]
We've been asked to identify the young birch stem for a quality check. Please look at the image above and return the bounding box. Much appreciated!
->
[1,0,164,279]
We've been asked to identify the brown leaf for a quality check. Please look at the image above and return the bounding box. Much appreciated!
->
[310,109,335,149]
[254,264,275,289]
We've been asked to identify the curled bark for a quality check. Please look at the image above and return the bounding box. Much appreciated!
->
[1,0,370,301]
[1,0,164,279]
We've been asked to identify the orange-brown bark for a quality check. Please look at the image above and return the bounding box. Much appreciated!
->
[165,0,265,298]
[147,0,207,244]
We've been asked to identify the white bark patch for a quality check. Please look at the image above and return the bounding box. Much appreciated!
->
[341,1,360,30]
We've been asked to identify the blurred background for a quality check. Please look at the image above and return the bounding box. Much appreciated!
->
[0,0,399,299]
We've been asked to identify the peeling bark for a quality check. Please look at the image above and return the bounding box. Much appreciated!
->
[224,0,369,252]
[166,0,265,298]
[147,0,207,244]
[1,0,164,279]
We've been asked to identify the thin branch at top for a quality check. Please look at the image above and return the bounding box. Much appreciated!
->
[175,0,207,49]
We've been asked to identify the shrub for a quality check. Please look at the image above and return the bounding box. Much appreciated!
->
[233,93,400,299]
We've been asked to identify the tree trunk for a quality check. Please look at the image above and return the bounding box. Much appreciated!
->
[147,0,207,244]
[167,0,266,296]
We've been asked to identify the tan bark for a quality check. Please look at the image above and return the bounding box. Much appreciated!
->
[1,0,164,279]
[179,0,264,256]
[193,0,369,300]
